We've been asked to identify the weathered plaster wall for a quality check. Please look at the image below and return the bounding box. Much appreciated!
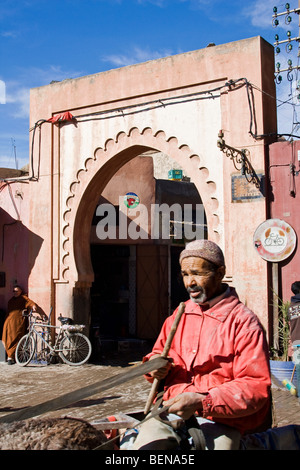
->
[0,177,43,312]
[269,140,300,303]
[20,36,276,332]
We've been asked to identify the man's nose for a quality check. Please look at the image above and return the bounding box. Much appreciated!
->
[186,275,197,287]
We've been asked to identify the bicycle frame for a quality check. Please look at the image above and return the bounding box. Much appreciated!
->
[31,322,66,356]
[26,312,83,358]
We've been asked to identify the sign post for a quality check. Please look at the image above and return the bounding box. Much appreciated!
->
[272,261,279,349]
[253,219,297,350]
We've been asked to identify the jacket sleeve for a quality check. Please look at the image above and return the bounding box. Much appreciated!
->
[202,310,271,420]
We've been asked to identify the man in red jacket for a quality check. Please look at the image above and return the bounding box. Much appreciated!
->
[132,240,271,450]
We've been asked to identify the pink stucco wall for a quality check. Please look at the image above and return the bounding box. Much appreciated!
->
[0,36,278,338]
[0,173,43,312]
[269,140,300,303]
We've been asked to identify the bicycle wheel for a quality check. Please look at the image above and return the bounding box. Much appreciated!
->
[59,333,92,365]
[15,334,36,366]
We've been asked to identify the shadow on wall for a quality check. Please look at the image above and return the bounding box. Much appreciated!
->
[0,207,44,310]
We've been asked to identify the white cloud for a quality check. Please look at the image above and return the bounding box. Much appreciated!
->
[242,0,298,31]
[0,80,5,104]
[0,134,29,170]
[6,87,30,119]
[0,154,26,170]
[136,0,167,5]
[24,65,82,85]
[242,0,275,29]
[3,65,83,119]
[1,30,18,38]
[102,46,175,67]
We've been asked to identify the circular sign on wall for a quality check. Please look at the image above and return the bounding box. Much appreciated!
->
[124,192,140,209]
[253,219,297,262]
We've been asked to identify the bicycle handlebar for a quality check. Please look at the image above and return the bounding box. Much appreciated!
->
[22,309,84,328]
[22,309,47,324]
[21,309,32,317]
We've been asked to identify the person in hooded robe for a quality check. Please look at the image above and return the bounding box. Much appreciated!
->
[2,285,37,365]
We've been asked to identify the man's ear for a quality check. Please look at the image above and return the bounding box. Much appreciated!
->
[217,265,226,281]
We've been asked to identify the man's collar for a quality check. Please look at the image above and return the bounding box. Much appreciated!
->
[201,284,230,309]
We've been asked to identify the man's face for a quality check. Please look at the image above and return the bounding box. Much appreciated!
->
[13,287,22,297]
[181,257,225,304]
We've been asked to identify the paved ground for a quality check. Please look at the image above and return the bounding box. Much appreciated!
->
[0,338,300,452]
[0,348,300,431]
[271,381,300,428]
[0,350,152,424]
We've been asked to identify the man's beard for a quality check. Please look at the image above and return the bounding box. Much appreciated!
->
[186,286,208,305]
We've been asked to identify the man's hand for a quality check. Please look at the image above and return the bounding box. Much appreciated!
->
[164,392,206,420]
[148,354,173,380]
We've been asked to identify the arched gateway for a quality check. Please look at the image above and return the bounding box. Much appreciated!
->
[26,36,276,346]
[65,127,220,282]
[61,127,220,338]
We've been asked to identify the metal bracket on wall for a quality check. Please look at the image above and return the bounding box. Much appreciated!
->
[290,162,300,177]
[217,130,262,190]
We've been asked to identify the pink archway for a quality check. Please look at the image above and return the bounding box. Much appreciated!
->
[61,126,220,288]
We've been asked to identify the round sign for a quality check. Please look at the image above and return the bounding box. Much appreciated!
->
[124,192,140,209]
[253,218,296,262]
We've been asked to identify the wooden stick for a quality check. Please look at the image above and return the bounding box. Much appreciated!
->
[143,302,185,415]
[291,363,296,382]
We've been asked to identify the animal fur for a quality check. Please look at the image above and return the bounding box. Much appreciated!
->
[0,416,108,450]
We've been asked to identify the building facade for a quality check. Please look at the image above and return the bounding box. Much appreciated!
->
[0,36,277,346]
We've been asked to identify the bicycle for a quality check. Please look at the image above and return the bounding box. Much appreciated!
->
[15,309,92,366]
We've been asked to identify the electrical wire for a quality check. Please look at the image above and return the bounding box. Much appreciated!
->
[5,75,299,184]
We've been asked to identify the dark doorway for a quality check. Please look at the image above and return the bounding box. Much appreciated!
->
[90,244,130,338]
[170,245,189,312]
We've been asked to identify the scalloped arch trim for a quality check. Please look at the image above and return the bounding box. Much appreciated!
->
[61,127,220,282]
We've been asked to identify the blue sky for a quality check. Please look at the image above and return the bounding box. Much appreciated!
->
[1,0,300,169]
